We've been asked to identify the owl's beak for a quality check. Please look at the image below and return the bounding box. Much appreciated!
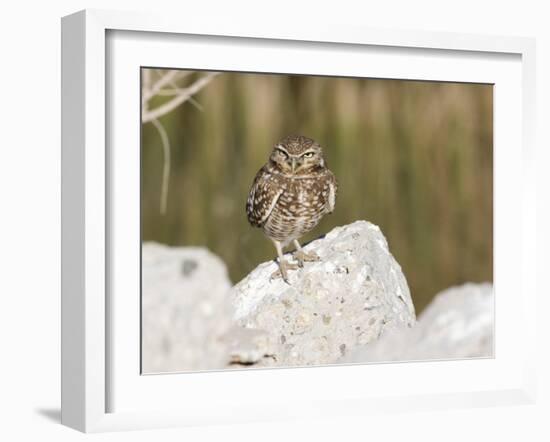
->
[291,158,297,173]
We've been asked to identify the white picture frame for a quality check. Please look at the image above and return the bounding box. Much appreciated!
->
[61,9,537,433]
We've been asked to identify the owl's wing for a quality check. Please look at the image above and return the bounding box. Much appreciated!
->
[326,170,338,213]
[246,167,283,227]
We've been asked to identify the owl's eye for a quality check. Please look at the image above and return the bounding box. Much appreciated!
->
[302,152,315,158]
[275,148,289,159]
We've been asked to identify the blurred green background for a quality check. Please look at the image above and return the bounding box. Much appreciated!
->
[141,69,493,313]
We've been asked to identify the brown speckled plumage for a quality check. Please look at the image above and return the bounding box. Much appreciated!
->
[246,135,337,282]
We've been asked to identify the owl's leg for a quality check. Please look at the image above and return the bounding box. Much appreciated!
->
[271,240,298,283]
[293,239,320,267]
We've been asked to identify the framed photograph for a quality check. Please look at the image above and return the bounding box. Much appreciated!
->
[61,9,537,432]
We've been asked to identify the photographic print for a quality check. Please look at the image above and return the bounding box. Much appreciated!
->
[140,68,493,374]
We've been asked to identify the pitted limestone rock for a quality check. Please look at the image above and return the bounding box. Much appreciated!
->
[230,221,416,366]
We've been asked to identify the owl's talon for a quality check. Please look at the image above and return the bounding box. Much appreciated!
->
[293,250,320,267]
[271,260,299,283]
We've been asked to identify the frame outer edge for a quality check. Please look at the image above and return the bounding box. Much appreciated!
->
[83,8,107,433]
[521,39,538,403]
[60,8,537,432]
[62,9,108,433]
[61,10,87,432]
[88,8,532,55]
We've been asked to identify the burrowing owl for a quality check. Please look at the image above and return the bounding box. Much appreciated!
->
[246,135,337,282]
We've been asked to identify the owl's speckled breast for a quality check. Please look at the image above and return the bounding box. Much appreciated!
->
[262,176,331,246]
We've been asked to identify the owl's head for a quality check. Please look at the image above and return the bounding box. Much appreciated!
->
[269,135,325,175]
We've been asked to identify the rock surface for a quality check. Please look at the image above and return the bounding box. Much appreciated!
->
[143,223,488,372]
[141,242,234,372]
[343,282,494,363]
[141,242,274,372]
[230,221,416,367]
[221,326,273,365]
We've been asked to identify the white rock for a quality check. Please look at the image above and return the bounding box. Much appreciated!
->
[141,242,234,372]
[343,282,494,363]
[221,326,274,365]
[230,221,416,367]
